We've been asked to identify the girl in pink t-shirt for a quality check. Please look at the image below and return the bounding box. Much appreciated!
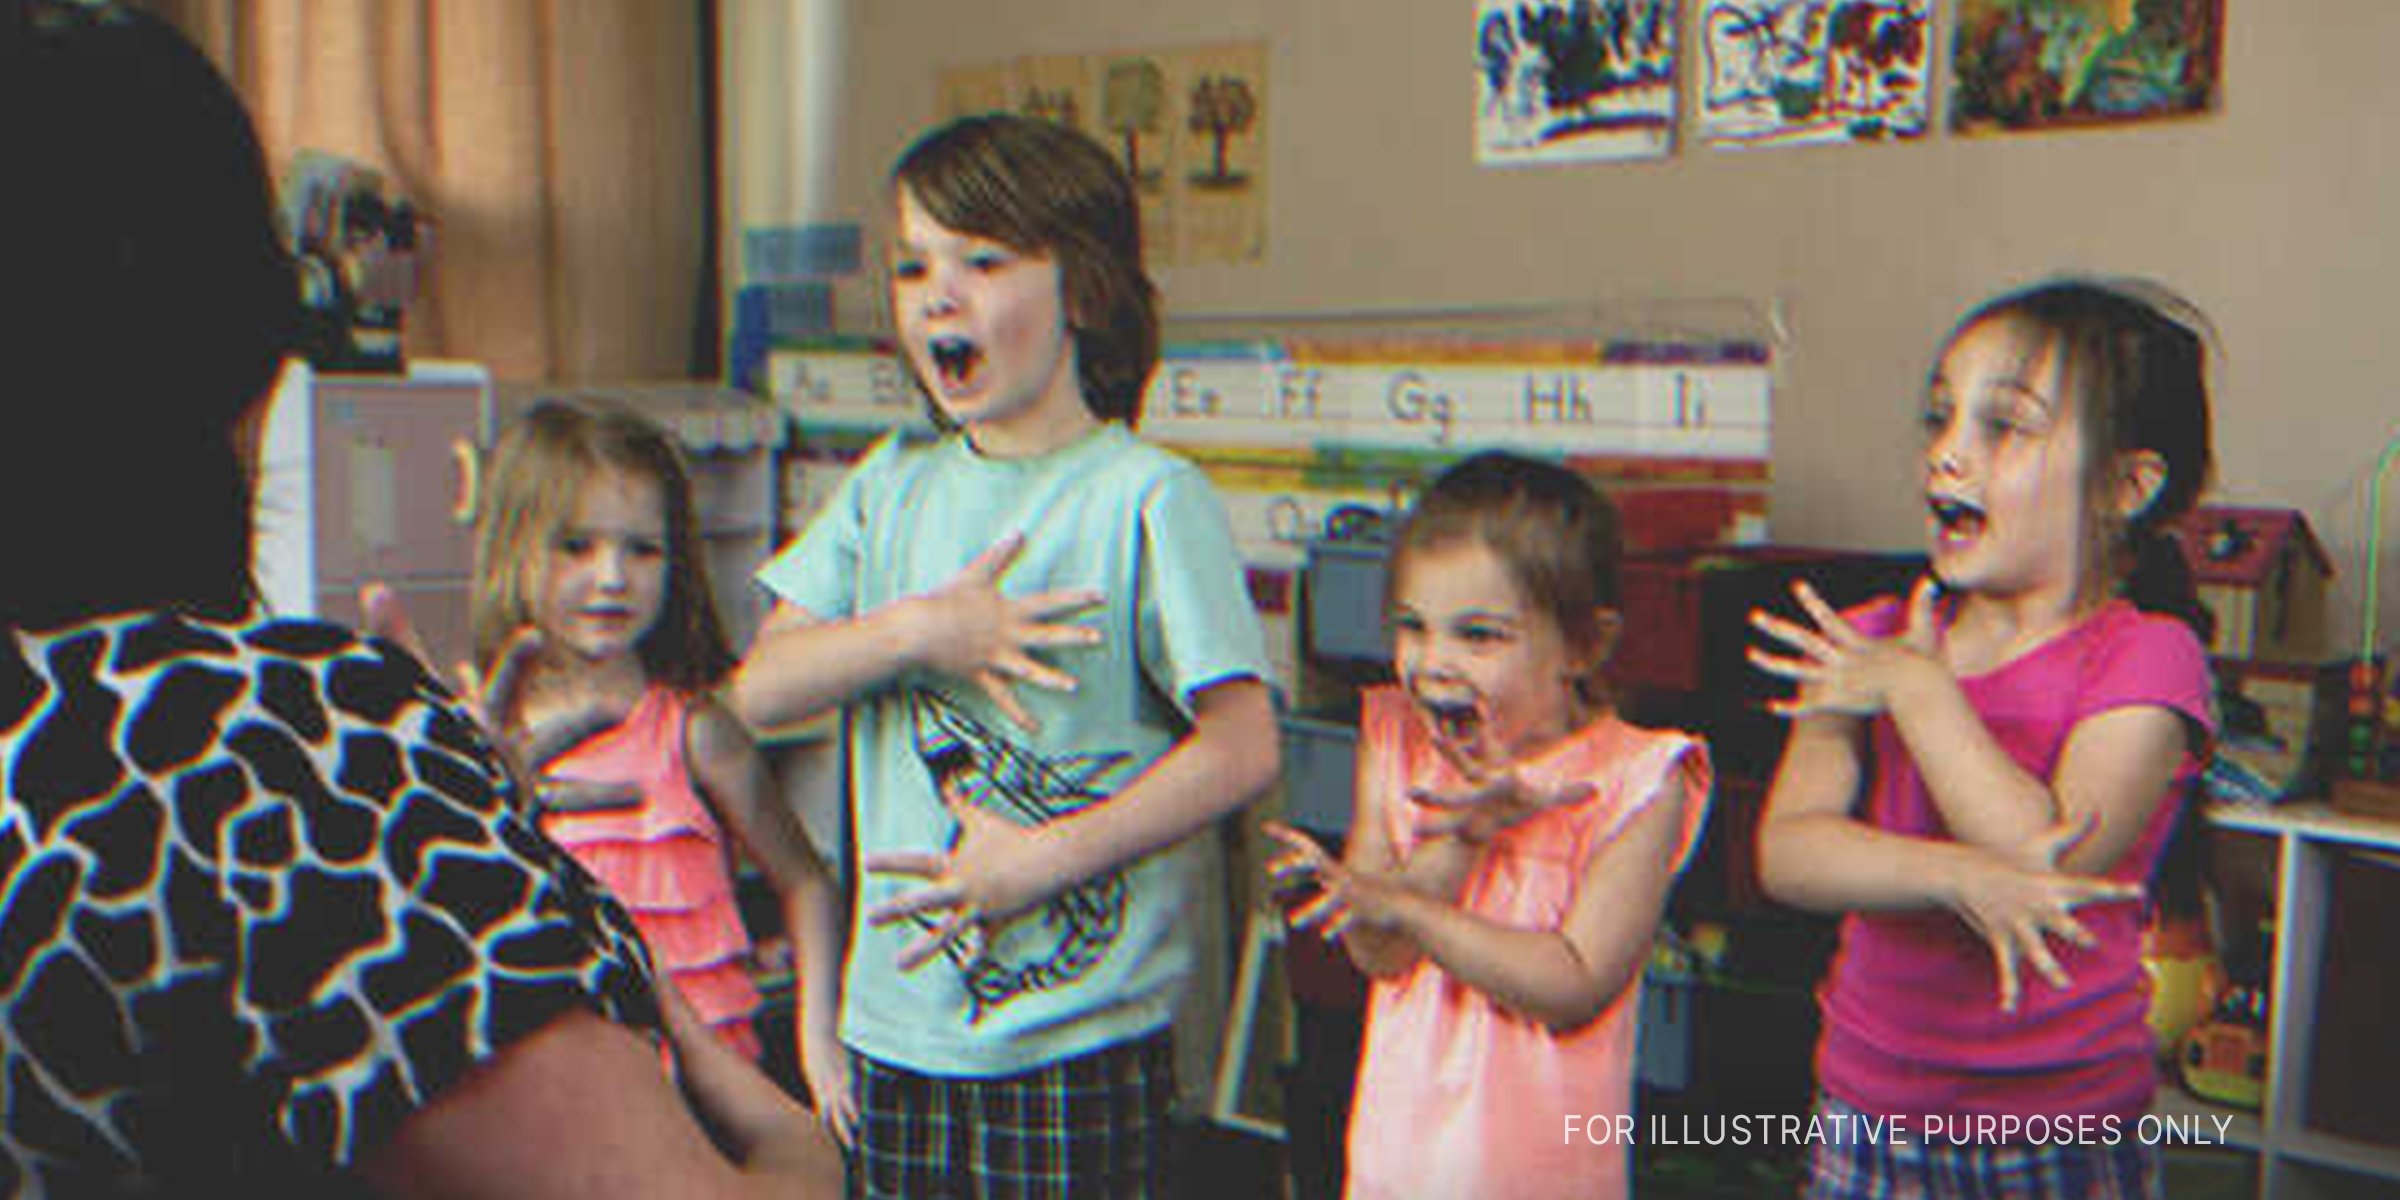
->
[1268,453,1710,1200]
[1752,279,2220,1199]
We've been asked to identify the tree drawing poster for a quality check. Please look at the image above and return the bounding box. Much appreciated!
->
[1950,0,2224,134]
[1697,1,1932,150]
[1096,53,1179,268]
[935,61,1013,123]
[936,40,1266,265]
[1165,41,1266,265]
[1475,0,1677,166]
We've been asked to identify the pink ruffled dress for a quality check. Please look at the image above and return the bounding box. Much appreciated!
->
[539,685,763,1059]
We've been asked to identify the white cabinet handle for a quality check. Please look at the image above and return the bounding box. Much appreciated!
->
[450,438,480,524]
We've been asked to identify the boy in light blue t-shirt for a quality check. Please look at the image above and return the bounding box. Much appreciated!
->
[735,113,1277,1199]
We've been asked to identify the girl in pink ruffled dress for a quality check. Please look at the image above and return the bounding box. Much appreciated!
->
[466,398,855,1144]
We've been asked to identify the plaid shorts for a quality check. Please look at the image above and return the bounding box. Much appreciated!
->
[1805,1094,2163,1200]
[849,1030,1177,1200]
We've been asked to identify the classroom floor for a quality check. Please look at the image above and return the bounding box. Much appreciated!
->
[1179,1122,1812,1198]
[1176,1122,1292,1196]
[1183,1132,2265,1199]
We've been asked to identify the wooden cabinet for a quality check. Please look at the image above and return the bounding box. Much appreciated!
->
[254,361,492,669]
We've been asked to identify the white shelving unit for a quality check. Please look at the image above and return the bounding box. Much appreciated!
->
[2184,802,2400,1198]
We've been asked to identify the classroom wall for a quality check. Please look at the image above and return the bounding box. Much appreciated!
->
[796,0,2400,654]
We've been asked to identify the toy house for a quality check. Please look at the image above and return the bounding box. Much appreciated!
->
[2170,506,2333,663]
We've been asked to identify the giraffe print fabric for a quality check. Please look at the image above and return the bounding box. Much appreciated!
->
[0,610,659,1196]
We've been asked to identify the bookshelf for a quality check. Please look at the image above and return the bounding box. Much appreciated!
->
[2180,802,2400,1198]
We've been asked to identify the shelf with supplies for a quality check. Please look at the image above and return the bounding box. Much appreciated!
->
[2177,801,2400,1198]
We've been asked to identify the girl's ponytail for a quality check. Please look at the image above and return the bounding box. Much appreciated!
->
[2124,522,2214,646]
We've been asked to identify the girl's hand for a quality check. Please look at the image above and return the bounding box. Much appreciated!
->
[1262,821,1403,940]
[1747,577,1942,719]
[907,533,1103,732]
[652,978,840,1175]
[1407,775,1598,845]
[514,677,641,813]
[359,584,637,812]
[860,801,1055,970]
[1946,814,2142,1012]
[362,582,541,750]
[516,691,635,773]
[797,1027,857,1149]
[533,776,644,814]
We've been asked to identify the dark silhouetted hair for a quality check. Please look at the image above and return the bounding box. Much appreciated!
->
[1,1,300,628]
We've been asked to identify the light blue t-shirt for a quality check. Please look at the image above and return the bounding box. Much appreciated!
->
[756,423,1269,1076]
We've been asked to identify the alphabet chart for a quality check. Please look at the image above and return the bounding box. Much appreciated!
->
[768,323,1773,689]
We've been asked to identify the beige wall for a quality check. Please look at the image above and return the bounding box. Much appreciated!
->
[808,1,2400,654]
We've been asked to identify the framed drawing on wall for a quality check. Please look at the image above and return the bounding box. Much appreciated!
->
[1698,0,1933,150]
[1476,0,1677,166]
[1951,0,2225,134]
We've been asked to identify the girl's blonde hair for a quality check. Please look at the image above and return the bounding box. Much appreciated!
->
[1391,452,1625,710]
[469,399,735,690]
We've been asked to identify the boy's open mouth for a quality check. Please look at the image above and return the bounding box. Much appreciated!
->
[1929,495,1987,542]
[928,336,982,390]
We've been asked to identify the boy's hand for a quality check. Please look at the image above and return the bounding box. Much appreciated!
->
[1747,577,1942,719]
[1407,775,1597,845]
[905,533,1103,733]
[860,801,1057,970]
[1945,813,2141,1012]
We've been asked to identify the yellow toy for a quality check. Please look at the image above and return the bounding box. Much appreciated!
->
[2179,983,2268,1110]
[2142,912,2225,1062]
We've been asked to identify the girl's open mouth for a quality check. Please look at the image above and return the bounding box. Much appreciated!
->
[1415,692,1489,762]
[1929,495,1987,544]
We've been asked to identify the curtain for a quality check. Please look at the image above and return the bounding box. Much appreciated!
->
[145,0,712,384]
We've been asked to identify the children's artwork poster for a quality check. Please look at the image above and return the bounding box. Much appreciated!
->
[1950,0,2224,134]
[1097,53,1179,265]
[1013,54,1097,133]
[1164,41,1267,265]
[935,41,1267,266]
[1475,0,1677,166]
[935,62,1013,122]
[1698,1,1932,150]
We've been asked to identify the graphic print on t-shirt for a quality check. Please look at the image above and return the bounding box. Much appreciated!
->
[909,688,1130,1018]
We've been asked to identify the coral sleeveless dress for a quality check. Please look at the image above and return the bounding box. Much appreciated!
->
[539,685,762,1058]
[1345,688,1712,1200]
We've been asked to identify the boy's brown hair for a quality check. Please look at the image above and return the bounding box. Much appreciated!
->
[891,113,1159,424]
